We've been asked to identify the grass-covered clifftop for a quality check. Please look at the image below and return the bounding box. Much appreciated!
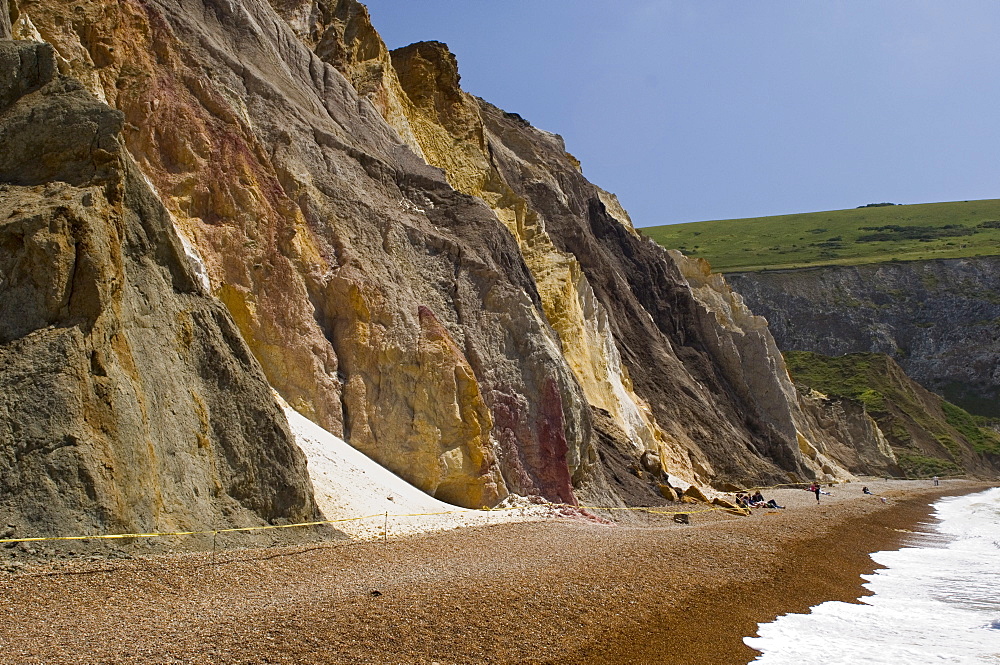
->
[643,200,1000,272]
[784,351,1000,478]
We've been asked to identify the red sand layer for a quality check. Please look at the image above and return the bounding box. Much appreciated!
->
[0,480,990,664]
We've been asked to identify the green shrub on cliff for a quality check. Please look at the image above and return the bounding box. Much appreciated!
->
[858,388,887,412]
[942,402,1000,455]
[782,351,889,414]
[933,433,961,459]
[783,350,996,477]
[895,452,963,478]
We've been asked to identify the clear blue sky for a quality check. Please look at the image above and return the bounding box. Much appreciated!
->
[362,1,1000,226]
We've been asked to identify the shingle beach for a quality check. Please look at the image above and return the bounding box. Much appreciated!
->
[0,480,989,665]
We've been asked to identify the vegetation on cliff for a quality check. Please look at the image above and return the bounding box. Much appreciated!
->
[784,351,1000,477]
[643,199,1000,272]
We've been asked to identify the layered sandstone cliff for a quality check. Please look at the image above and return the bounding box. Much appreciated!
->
[3,0,915,528]
[386,41,679,481]
[0,40,317,541]
[669,252,870,482]
[272,13,866,490]
[12,0,599,509]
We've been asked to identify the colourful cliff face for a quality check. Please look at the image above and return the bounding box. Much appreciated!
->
[4,0,909,522]
[383,41,683,480]
[12,0,595,508]
[13,0,347,438]
[0,40,317,539]
[274,8,848,490]
[669,252,878,482]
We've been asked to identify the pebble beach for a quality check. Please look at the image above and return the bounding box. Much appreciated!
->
[0,479,990,664]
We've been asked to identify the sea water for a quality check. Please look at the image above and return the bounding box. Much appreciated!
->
[745,487,1000,664]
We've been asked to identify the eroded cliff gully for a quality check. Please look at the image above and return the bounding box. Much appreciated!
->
[785,351,1000,478]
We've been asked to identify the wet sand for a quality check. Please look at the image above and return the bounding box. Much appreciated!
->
[0,479,991,664]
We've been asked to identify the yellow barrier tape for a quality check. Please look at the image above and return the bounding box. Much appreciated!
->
[16,482,906,546]
[19,478,954,546]
[0,513,386,545]
[2,498,767,545]
[4,472,964,547]
[0,506,559,545]
[578,504,744,516]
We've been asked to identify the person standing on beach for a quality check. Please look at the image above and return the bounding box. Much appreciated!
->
[810,483,820,503]
[933,476,939,486]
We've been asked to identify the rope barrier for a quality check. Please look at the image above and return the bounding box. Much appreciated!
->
[0,500,748,545]
[0,513,385,545]
[0,476,956,545]
[578,504,745,516]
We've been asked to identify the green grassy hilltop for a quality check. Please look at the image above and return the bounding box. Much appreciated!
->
[642,200,1000,272]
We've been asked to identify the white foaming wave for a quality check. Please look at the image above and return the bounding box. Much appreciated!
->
[935,487,1000,543]
[746,488,1000,664]
[746,599,994,664]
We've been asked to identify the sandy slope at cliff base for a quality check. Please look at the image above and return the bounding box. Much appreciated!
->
[284,405,557,539]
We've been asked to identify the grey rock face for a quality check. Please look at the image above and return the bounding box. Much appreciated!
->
[728,258,1000,416]
[0,41,317,543]
[0,1,10,40]
[0,40,56,112]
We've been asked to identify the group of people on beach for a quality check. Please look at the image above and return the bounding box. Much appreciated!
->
[734,490,784,510]
[736,481,900,511]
